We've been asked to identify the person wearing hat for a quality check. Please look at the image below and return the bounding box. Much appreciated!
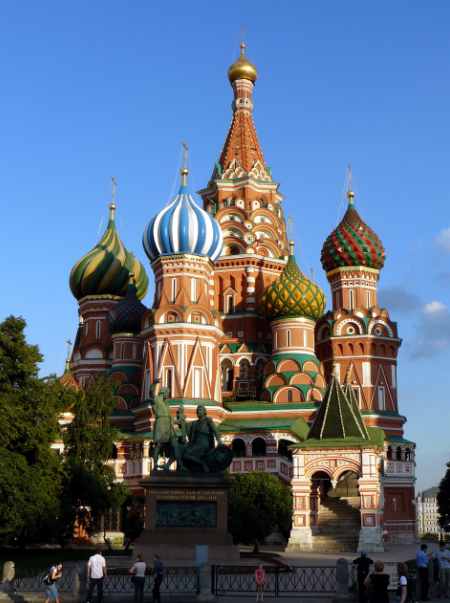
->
[353,550,374,603]
[416,543,432,600]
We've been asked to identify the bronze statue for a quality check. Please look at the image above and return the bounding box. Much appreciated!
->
[149,379,187,470]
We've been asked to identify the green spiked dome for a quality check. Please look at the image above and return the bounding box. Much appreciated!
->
[321,190,385,273]
[70,202,149,301]
[259,242,326,322]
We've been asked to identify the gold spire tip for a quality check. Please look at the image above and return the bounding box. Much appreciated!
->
[180,142,189,184]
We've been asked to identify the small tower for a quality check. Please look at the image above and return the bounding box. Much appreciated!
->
[259,223,327,409]
[141,150,224,421]
[316,169,402,427]
[69,179,148,385]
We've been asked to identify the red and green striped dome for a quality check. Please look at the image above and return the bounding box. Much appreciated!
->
[321,191,385,273]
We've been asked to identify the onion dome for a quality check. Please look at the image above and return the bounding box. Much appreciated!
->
[228,43,258,84]
[321,189,385,273]
[106,272,146,334]
[259,242,326,321]
[143,167,223,263]
[70,201,149,301]
[60,341,80,389]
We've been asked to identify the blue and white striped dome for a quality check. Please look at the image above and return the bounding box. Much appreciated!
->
[143,168,223,263]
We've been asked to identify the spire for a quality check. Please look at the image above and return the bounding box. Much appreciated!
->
[343,363,370,439]
[64,339,72,373]
[218,42,269,179]
[347,163,355,206]
[109,177,117,223]
[181,142,188,187]
[60,339,81,389]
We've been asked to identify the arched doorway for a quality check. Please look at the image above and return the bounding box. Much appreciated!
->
[232,438,246,458]
[221,358,234,392]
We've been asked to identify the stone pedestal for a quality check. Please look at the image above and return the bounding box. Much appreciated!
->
[134,471,239,562]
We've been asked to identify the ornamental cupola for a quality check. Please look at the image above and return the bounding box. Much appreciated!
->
[260,240,326,323]
[106,272,146,335]
[260,228,326,360]
[69,182,149,301]
[143,165,223,263]
[320,167,385,310]
[60,340,80,390]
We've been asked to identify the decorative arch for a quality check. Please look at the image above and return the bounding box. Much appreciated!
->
[368,319,394,337]
[153,304,184,324]
[84,346,104,359]
[115,397,127,411]
[336,317,365,335]
[277,359,301,373]
[265,373,288,387]
[274,386,303,403]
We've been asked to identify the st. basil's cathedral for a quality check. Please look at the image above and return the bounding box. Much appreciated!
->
[63,44,416,552]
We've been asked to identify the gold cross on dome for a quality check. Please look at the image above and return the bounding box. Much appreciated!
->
[182,142,188,169]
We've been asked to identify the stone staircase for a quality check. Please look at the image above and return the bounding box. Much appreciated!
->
[312,496,361,552]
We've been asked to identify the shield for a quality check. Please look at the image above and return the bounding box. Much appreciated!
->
[205,444,233,472]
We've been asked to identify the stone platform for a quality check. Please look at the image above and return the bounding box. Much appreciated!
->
[134,470,239,561]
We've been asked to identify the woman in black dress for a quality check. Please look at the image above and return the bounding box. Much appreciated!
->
[364,560,390,603]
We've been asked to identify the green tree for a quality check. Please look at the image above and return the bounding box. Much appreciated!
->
[228,471,292,552]
[437,461,450,532]
[60,376,129,545]
[122,493,145,550]
[0,316,69,548]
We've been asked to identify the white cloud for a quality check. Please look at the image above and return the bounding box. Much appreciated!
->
[434,228,450,254]
[411,301,450,359]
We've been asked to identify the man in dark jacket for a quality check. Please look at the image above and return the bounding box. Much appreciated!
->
[353,551,374,603]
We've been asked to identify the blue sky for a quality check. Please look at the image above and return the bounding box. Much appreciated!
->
[1,1,449,492]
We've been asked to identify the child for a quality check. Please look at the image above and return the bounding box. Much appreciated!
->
[255,563,266,602]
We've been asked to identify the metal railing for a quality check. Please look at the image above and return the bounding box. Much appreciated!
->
[14,565,198,597]
[212,565,337,598]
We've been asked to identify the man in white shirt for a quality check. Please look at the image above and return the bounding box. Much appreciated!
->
[87,548,107,603]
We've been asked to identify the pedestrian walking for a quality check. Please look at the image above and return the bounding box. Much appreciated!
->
[416,543,432,601]
[353,550,374,602]
[433,542,450,598]
[87,548,107,603]
[44,562,63,603]
[130,555,146,603]
[255,563,266,602]
[364,560,390,603]
[152,554,163,603]
[396,562,411,603]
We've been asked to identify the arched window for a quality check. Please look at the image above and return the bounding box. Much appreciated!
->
[239,359,250,379]
[366,290,371,308]
[227,295,234,314]
[191,279,196,302]
[166,369,172,397]
[349,290,355,311]
[397,446,403,461]
[171,278,177,302]
[378,386,385,411]
[96,320,101,340]
[252,438,266,457]
[405,447,411,462]
[274,332,278,349]
[387,446,393,460]
[303,330,307,348]
[120,343,125,360]
[112,444,118,460]
[232,438,246,458]
[132,344,137,359]
[287,390,293,402]
[286,330,291,347]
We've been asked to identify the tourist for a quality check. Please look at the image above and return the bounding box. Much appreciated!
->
[87,548,107,603]
[353,550,374,602]
[433,542,450,598]
[44,562,63,603]
[416,543,431,601]
[255,563,266,602]
[152,554,163,603]
[130,555,146,603]
[396,562,410,603]
[364,560,390,603]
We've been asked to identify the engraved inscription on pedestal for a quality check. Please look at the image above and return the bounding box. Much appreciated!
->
[156,501,217,527]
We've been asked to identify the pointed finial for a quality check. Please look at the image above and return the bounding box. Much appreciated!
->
[347,163,355,205]
[241,24,245,44]
[288,215,295,255]
[311,266,314,281]
[180,142,189,186]
[65,339,72,371]
[109,177,117,219]
[345,361,351,382]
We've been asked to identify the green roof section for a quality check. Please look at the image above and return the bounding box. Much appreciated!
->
[272,353,321,371]
[219,416,310,440]
[225,401,321,412]
[386,435,415,445]
[343,380,370,439]
[308,375,368,441]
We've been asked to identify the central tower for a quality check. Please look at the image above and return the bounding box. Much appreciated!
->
[198,44,289,399]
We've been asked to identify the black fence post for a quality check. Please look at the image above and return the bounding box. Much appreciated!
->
[275,566,279,598]
[211,565,215,595]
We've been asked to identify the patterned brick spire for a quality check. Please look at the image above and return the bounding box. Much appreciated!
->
[218,45,271,181]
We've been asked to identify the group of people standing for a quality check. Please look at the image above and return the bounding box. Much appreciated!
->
[43,549,164,603]
[353,542,450,603]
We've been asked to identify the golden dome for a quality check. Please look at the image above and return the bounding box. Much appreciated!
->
[228,44,258,84]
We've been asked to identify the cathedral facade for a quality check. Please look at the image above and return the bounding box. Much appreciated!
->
[65,44,416,551]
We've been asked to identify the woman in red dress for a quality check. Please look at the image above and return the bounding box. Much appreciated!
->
[255,563,266,602]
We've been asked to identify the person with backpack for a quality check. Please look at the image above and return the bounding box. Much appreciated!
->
[44,562,63,603]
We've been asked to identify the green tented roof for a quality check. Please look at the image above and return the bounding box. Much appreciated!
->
[219,416,310,440]
[343,381,370,439]
[386,436,415,445]
[308,376,369,441]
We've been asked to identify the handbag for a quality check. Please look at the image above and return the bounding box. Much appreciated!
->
[42,568,54,586]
